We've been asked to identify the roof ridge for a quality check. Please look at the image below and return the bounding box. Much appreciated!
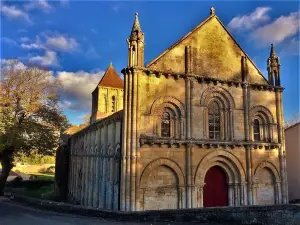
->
[146,14,214,67]
[92,63,124,93]
[146,13,269,85]
[213,16,269,84]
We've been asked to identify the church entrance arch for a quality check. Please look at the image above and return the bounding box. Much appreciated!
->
[203,166,228,207]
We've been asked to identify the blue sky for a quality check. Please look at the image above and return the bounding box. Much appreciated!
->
[1,0,299,125]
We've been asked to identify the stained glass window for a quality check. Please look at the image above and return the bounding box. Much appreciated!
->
[161,111,171,137]
[208,101,220,140]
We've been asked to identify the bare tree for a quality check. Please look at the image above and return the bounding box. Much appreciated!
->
[284,113,300,129]
[0,59,69,195]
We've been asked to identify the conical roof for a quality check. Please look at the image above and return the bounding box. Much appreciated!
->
[97,62,124,89]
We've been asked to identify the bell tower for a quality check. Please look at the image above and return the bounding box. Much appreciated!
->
[267,44,281,86]
[127,12,145,67]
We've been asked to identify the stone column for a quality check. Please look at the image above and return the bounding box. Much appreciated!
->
[234,183,239,206]
[120,70,128,210]
[95,155,99,207]
[185,77,191,139]
[191,186,197,208]
[190,78,194,139]
[252,183,258,205]
[87,156,92,207]
[120,72,130,211]
[275,182,281,204]
[80,155,84,205]
[180,186,186,208]
[245,145,253,205]
[130,69,138,211]
[228,183,234,206]
[198,185,204,208]
[99,152,104,208]
[275,88,288,203]
[174,116,178,138]
[180,118,184,139]
[186,143,192,208]
[125,70,132,211]
[229,107,234,140]
[84,156,88,206]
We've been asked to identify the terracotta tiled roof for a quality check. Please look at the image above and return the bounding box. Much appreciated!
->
[98,63,124,89]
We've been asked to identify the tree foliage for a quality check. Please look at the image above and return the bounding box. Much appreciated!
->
[0,59,69,195]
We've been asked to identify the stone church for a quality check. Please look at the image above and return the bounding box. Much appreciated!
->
[67,8,288,211]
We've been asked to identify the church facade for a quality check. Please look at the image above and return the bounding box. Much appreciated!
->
[67,8,288,211]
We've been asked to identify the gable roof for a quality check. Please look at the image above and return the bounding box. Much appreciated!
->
[95,63,124,91]
[146,12,268,84]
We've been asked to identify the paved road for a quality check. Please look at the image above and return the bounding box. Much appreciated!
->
[0,198,224,225]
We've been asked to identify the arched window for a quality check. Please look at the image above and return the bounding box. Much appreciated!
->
[253,119,260,141]
[161,111,171,137]
[208,101,220,140]
[111,96,116,112]
[103,95,107,113]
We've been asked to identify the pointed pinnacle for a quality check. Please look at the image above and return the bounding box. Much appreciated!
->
[131,12,141,34]
[210,7,215,16]
[270,44,276,57]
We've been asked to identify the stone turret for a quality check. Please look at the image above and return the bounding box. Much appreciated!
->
[267,44,281,86]
[127,12,145,67]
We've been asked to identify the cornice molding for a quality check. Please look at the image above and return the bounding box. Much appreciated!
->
[139,134,280,149]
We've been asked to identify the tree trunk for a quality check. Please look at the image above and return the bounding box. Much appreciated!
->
[0,147,14,196]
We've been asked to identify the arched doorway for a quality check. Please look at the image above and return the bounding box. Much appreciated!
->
[203,166,228,207]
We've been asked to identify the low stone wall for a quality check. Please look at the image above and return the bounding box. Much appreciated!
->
[11,195,300,225]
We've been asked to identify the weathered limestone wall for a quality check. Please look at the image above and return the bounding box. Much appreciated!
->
[147,16,267,84]
[68,111,123,210]
[120,66,286,211]
[91,86,123,122]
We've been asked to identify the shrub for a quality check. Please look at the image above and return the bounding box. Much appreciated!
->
[47,166,55,173]
[14,152,55,165]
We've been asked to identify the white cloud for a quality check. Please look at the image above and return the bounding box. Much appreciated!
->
[1,59,27,70]
[56,70,104,110]
[1,37,18,46]
[227,7,271,31]
[21,36,45,49]
[29,50,59,67]
[1,4,31,23]
[25,0,53,12]
[20,33,79,52]
[251,11,300,46]
[45,34,79,52]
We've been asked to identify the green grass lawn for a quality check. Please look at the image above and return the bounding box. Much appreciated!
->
[7,172,56,200]
[28,173,55,181]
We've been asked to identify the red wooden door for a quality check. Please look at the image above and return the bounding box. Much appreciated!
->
[203,166,228,207]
